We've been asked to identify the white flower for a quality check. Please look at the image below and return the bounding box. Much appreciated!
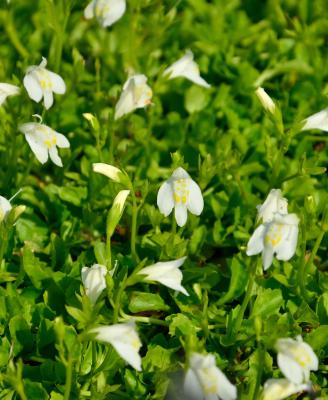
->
[84,0,126,28]
[0,195,12,222]
[91,321,142,370]
[183,353,237,400]
[276,336,318,385]
[255,87,276,114]
[302,107,328,132]
[157,167,204,227]
[19,122,70,167]
[23,57,66,109]
[93,163,128,185]
[262,379,311,400]
[114,74,152,120]
[163,50,210,88]
[137,257,188,295]
[0,83,20,105]
[81,264,107,305]
[246,213,299,270]
[256,189,288,223]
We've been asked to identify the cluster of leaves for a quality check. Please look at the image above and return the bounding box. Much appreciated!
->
[0,0,327,399]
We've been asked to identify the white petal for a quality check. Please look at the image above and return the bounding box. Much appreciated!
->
[262,246,274,270]
[275,225,298,261]
[101,0,126,27]
[175,203,188,227]
[0,196,12,216]
[172,167,190,180]
[187,180,204,215]
[24,133,48,164]
[182,62,210,88]
[84,0,95,19]
[23,74,42,102]
[49,146,63,167]
[255,87,276,114]
[215,368,237,400]
[0,95,6,105]
[263,379,309,400]
[246,224,265,256]
[183,369,203,400]
[111,342,142,371]
[55,132,70,148]
[48,71,66,94]
[114,84,135,119]
[277,353,304,385]
[157,181,174,217]
[43,90,54,109]
[163,51,194,79]
[302,107,328,132]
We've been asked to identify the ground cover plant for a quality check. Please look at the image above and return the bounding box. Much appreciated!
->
[0,0,327,399]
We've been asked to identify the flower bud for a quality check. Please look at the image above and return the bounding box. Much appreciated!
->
[81,264,107,305]
[255,87,276,114]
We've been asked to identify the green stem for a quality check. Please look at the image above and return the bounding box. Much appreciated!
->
[132,316,168,327]
[108,118,115,164]
[105,230,112,271]
[252,345,264,400]
[297,218,310,303]
[4,12,29,59]
[130,191,139,263]
[113,276,127,323]
[63,356,73,400]
[233,259,258,338]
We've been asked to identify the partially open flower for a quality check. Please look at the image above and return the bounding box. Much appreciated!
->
[256,189,288,223]
[0,83,20,105]
[19,122,70,167]
[23,57,66,109]
[163,50,210,88]
[255,87,276,114]
[262,379,311,400]
[91,321,142,370]
[84,0,126,28]
[157,167,203,227]
[93,163,129,185]
[302,107,328,132]
[183,352,237,400]
[246,213,299,270]
[276,336,318,385]
[114,74,152,120]
[81,264,107,305]
[137,257,188,295]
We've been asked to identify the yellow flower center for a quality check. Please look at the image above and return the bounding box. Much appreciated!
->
[290,348,312,367]
[39,126,57,149]
[173,179,189,204]
[95,4,110,18]
[264,223,283,247]
[38,70,53,90]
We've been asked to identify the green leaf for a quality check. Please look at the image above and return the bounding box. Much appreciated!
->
[143,345,175,371]
[251,288,284,318]
[22,246,50,289]
[217,257,248,305]
[9,315,33,355]
[167,313,197,337]
[128,291,169,313]
[94,241,107,265]
[316,293,328,324]
[184,85,209,114]
[24,380,48,400]
[306,326,328,351]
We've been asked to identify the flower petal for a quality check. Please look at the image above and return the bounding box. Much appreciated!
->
[84,0,95,18]
[175,203,188,227]
[302,107,328,132]
[49,146,63,167]
[262,246,274,270]
[55,132,70,148]
[183,368,204,400]
[187,180,204,215]
[102,0,126,27]
[24,133,48,164]
[43,89,54,109]
[277,353,304,385]
[157,181,174,217]
[246,224,265,256]
[275,225,298,261]
[23,74,42,102]
[48,71,66,94]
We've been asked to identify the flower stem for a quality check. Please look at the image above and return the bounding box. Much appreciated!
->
[130,191,139,263]
[105,229,112,271]
[63,356,73,400]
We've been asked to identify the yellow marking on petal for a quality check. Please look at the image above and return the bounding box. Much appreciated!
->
[264,224,283,247]
[174,193,181,203]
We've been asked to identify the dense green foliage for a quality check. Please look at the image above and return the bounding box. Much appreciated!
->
[0,0,327,399]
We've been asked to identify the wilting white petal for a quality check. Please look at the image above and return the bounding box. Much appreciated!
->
[81,264,107,305]
[255,87,276,114]
[23,74,43,102]
[163,50,210,88]
[302,107,328,132]
[246,224,265,256]
[91,321,142,370]
[263,379,310,400]
[157,181,174,217]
